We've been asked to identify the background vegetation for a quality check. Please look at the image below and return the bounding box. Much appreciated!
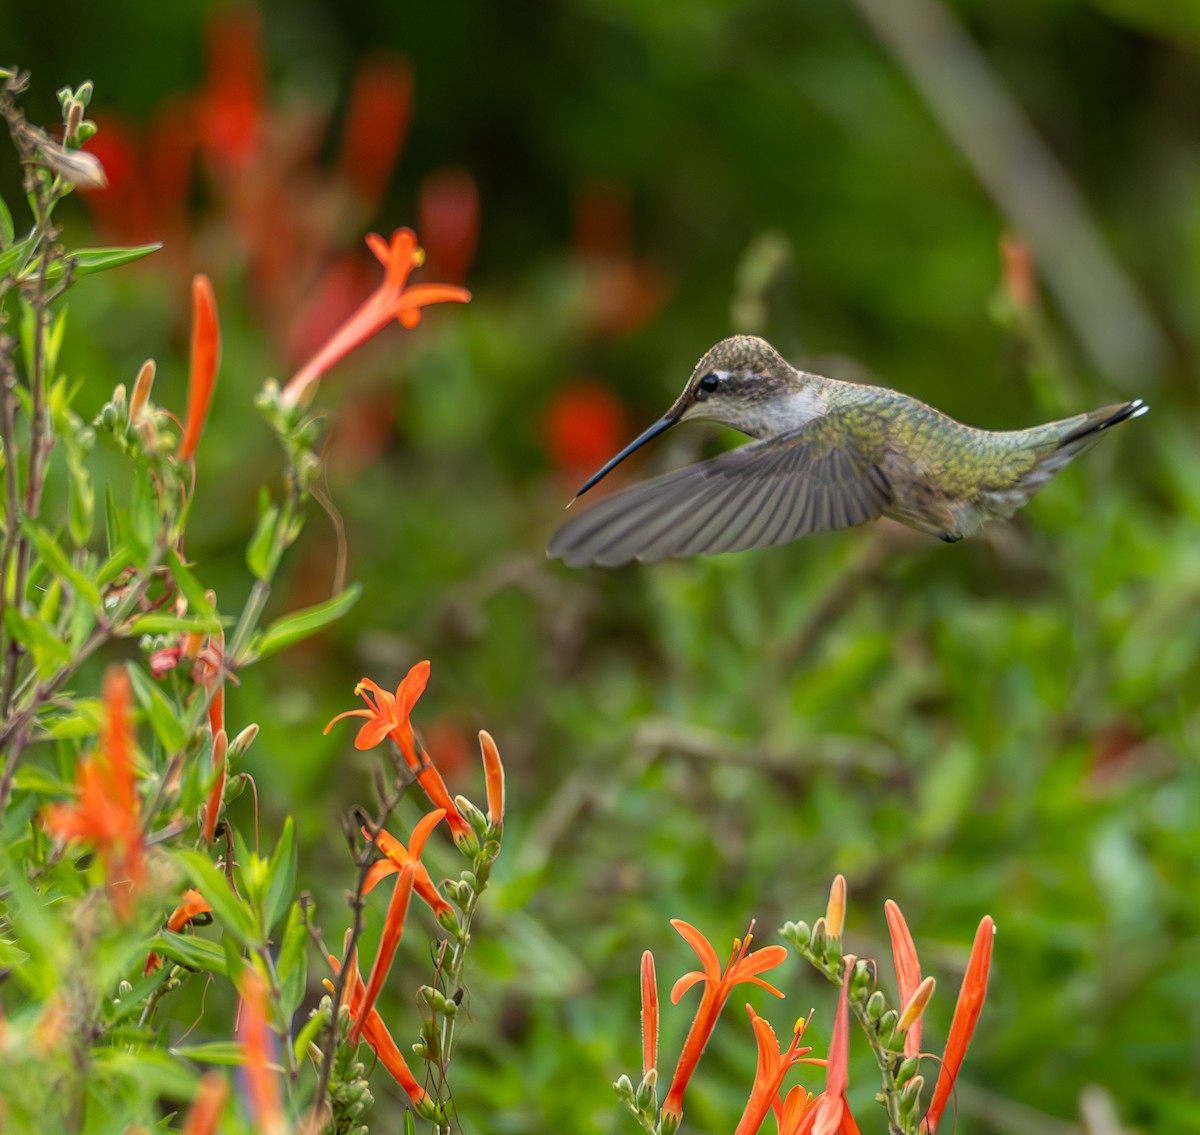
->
[4,1,1198,1131]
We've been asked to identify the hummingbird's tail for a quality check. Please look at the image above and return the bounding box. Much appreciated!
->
[1056,398,1149,450]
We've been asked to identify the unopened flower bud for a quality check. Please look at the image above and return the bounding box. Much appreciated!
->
[825,874,846,939]
[229,723,260,758]
[613,1074,635,1103]
[897,975,936,1036]
[781,920,811,950]
[635,1069,658,1113]
[866,990,886,1021]
[899,1074,926,1118]
[894,1054,920,1088]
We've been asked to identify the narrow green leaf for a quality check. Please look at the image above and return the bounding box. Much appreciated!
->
[3,606,72,677]
[277,902,309,1020]
[176,849,262,947]
[293,1006,329,1066]
[0,193,13,244]
[246,502,279,581]
[17,243,163,280]
[262,816,297,936]
[255,583,362,660]
[165,548,220,630]
[67,453,94,547]
[129,613,224,636]
[0,232,37,279]
[126,663,188,754]
[104,482,121,558]
[168,1041,246,1066]
[20,519,102,607]
[148,930,228,975]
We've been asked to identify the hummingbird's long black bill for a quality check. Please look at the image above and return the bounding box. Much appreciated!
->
[572,412,679,500]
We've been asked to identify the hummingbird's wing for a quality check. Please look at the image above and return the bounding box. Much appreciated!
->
[547,418,893,567]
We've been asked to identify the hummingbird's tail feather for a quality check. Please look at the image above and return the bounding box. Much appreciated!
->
[1057,399,1148,448]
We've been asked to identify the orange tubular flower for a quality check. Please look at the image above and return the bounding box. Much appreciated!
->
[479,729,505,827]
[280,227,471,409]
[885,899,923,1060]
[328,954,428,1106]
[641,950,658,1078]
[325,662,470,841]
[201,728,228,845]
[145,888,214,975]
[734,1008,822,1135]
[179,274,221,461]
[43,666,144,920]
[662,921,789,1120]
[361,809,454,922]
[349,863,415,1048]
[810,962,863,1135]
[923,916,995,1134]
[236,969,284,1135]
[181,1072,228,1135]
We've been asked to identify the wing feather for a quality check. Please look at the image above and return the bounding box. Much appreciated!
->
[548,413,893,567]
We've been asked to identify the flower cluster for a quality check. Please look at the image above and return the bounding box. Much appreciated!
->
[619,878,994,1135]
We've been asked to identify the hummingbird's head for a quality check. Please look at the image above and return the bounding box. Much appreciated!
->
[570,336,801,500]
[668,335,794,429]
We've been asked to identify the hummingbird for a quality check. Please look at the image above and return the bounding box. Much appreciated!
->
[547,335,1147,568]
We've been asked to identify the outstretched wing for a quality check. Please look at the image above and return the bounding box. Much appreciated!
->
[547,416,893,567]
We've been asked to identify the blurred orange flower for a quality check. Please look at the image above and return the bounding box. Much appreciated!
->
[544,381,628,480]
[43,666,144,920]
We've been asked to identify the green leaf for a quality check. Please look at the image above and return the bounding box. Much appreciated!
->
[16,242,163,280]
[66,452,94,547]
[93,1048,198,1101]
[128,613,224,636]
[165,548,220,631]
[104,482,121,557]
[0,232,37,279]
[176,849,262,947]
[2,606,72,677]
[41,697,104,738]
[20,519,102,607]
[246,501,280,581]
[293,1005,329,1066]
[168,1041,246,1066]
[126,663,188,754]
[148,930,228,975]
[0,193,13,244]
[277,902,310,1020]
[262,816,297,936]
[255,583,362,660]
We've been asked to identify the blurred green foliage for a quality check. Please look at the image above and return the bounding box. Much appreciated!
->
[4,0,1199,1131]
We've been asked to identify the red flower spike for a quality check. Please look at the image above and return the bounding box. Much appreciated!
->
[885,899,923,1060]
[348,863,415,1048]
[418,167,480,284]
[43,666,144,920]
[280,228,471,409]
[326,663,470,840]
[181,1072,228,1135]
[179,274,221,461]
[329,954,428,1105]
[641,950,658,1078]
[236,969,284,1135]
[735,1008,822,1135]
[360,813,452,921]
[662,921,788,1120]
[479,730,505,827]
[923,916,995,1134]
[337,56,413,213]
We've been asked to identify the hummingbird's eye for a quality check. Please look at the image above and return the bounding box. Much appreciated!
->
[698,372,721,394]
